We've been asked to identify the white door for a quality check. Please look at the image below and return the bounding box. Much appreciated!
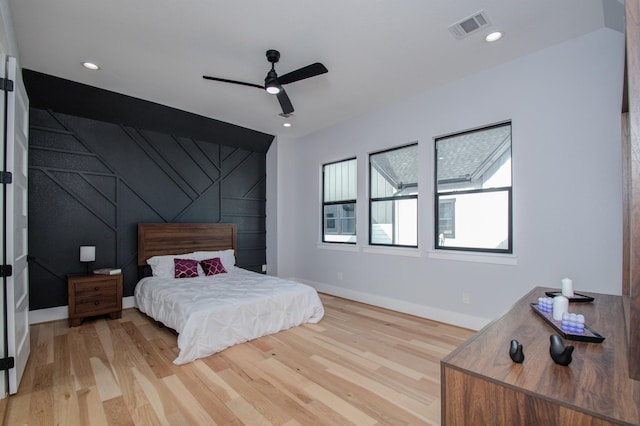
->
[2,54,30,395]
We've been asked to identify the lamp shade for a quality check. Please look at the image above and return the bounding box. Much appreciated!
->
[80,246,95,262]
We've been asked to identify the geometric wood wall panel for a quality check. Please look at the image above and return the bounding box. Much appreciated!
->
[28,108,267,310]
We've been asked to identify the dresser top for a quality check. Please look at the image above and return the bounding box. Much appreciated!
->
[442,286,640,424]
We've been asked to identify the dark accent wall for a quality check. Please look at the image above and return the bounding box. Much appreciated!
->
[25,72,274,311]
[23,69,272,153]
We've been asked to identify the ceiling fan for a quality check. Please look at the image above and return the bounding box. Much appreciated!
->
[202,49,328,116]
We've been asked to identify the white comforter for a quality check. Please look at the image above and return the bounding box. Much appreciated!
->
[134,267,324,364]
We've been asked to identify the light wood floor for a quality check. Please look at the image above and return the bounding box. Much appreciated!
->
[1,294,473,425]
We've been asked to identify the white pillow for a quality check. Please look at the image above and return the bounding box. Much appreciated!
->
[190,249,236,270]
[147,253,198,278]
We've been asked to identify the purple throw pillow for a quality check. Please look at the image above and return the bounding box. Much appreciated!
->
[174,258,199,278]
[200,257,227,276]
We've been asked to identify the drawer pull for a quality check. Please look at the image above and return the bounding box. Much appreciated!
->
[94,286,100,291]
[94,301,100,306]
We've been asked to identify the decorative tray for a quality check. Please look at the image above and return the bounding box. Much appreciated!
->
[530,303,605,343]
[544,291,595,303]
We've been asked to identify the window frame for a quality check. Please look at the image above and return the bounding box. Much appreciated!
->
[434,122,513,254]
[322,157,357,244]
[369,143,419,248]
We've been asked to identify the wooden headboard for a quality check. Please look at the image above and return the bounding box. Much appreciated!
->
[137,223,238,266]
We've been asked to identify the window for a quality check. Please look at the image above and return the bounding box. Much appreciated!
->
[435,122,512,253]
[369,144,418,247]
[323,158,357,243]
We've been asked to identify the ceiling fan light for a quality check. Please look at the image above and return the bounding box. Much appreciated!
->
[265,68,281,94]
[266,84,280,94]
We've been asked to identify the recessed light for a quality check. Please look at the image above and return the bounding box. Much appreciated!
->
[82,62,100,70]
[485,31,503,43]
[283,122,292,128]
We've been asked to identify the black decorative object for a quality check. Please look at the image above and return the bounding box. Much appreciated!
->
[545,291,595,303]
[549,334,574,366]
[509,339,525,363]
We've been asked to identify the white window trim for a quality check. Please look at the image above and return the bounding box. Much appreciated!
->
[316,242,360,252]
[362,245,421,257]
[317,243,517,264]
[427,249,517,265]
[316,243,421,257]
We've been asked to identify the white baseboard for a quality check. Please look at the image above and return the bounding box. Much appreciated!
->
[123,296,136,309]
[29,305,67,325]
[30,284,490,332]
[29,296,137,325]
[295,278,490,331]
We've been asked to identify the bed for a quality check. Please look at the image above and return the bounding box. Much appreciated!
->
[134,223,325,365]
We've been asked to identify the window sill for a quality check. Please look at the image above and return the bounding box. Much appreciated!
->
[362,245,421,257]
[316,243,421,257]
[427,249,517,265]
[317,243,359,252]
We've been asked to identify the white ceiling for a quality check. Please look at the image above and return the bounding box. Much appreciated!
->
[8,0,616,138]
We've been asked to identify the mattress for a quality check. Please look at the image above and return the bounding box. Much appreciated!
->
[134,266,324,364]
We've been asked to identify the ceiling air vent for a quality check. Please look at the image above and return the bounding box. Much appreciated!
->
[448,10,491,40]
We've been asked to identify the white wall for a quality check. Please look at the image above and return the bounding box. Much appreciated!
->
[268,27,625,329]
[267,135,299,280]
[266,136,278,276]
[0,0,18,56]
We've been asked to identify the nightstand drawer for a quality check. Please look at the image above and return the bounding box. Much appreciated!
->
[74,292,118,314]
[74,280,118,298]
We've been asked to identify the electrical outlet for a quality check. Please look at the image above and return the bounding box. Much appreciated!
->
[337,272,343,281]
[462,292,471,304]
[261,264,267,272]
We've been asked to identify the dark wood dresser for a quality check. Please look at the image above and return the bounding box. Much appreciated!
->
[441,286,640,425]
[67,274,123,327]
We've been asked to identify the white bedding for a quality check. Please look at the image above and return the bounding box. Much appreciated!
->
[134,266,324,364]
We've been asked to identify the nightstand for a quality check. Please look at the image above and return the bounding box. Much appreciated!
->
[67,274,123,327]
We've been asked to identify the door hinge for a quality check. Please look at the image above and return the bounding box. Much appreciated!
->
[0,171,12,184]
[0,357,15,371]
[0,78,14,92]
[0,265,12,277]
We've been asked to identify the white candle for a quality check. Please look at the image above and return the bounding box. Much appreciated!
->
[553,295,569,321]
[561,278,574,297]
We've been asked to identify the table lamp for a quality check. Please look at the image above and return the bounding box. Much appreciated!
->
[80,245,95,274]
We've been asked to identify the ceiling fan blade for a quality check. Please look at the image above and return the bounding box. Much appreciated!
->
[277,62,328,85]
[276,89,294,115]
[202,75,264,90]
